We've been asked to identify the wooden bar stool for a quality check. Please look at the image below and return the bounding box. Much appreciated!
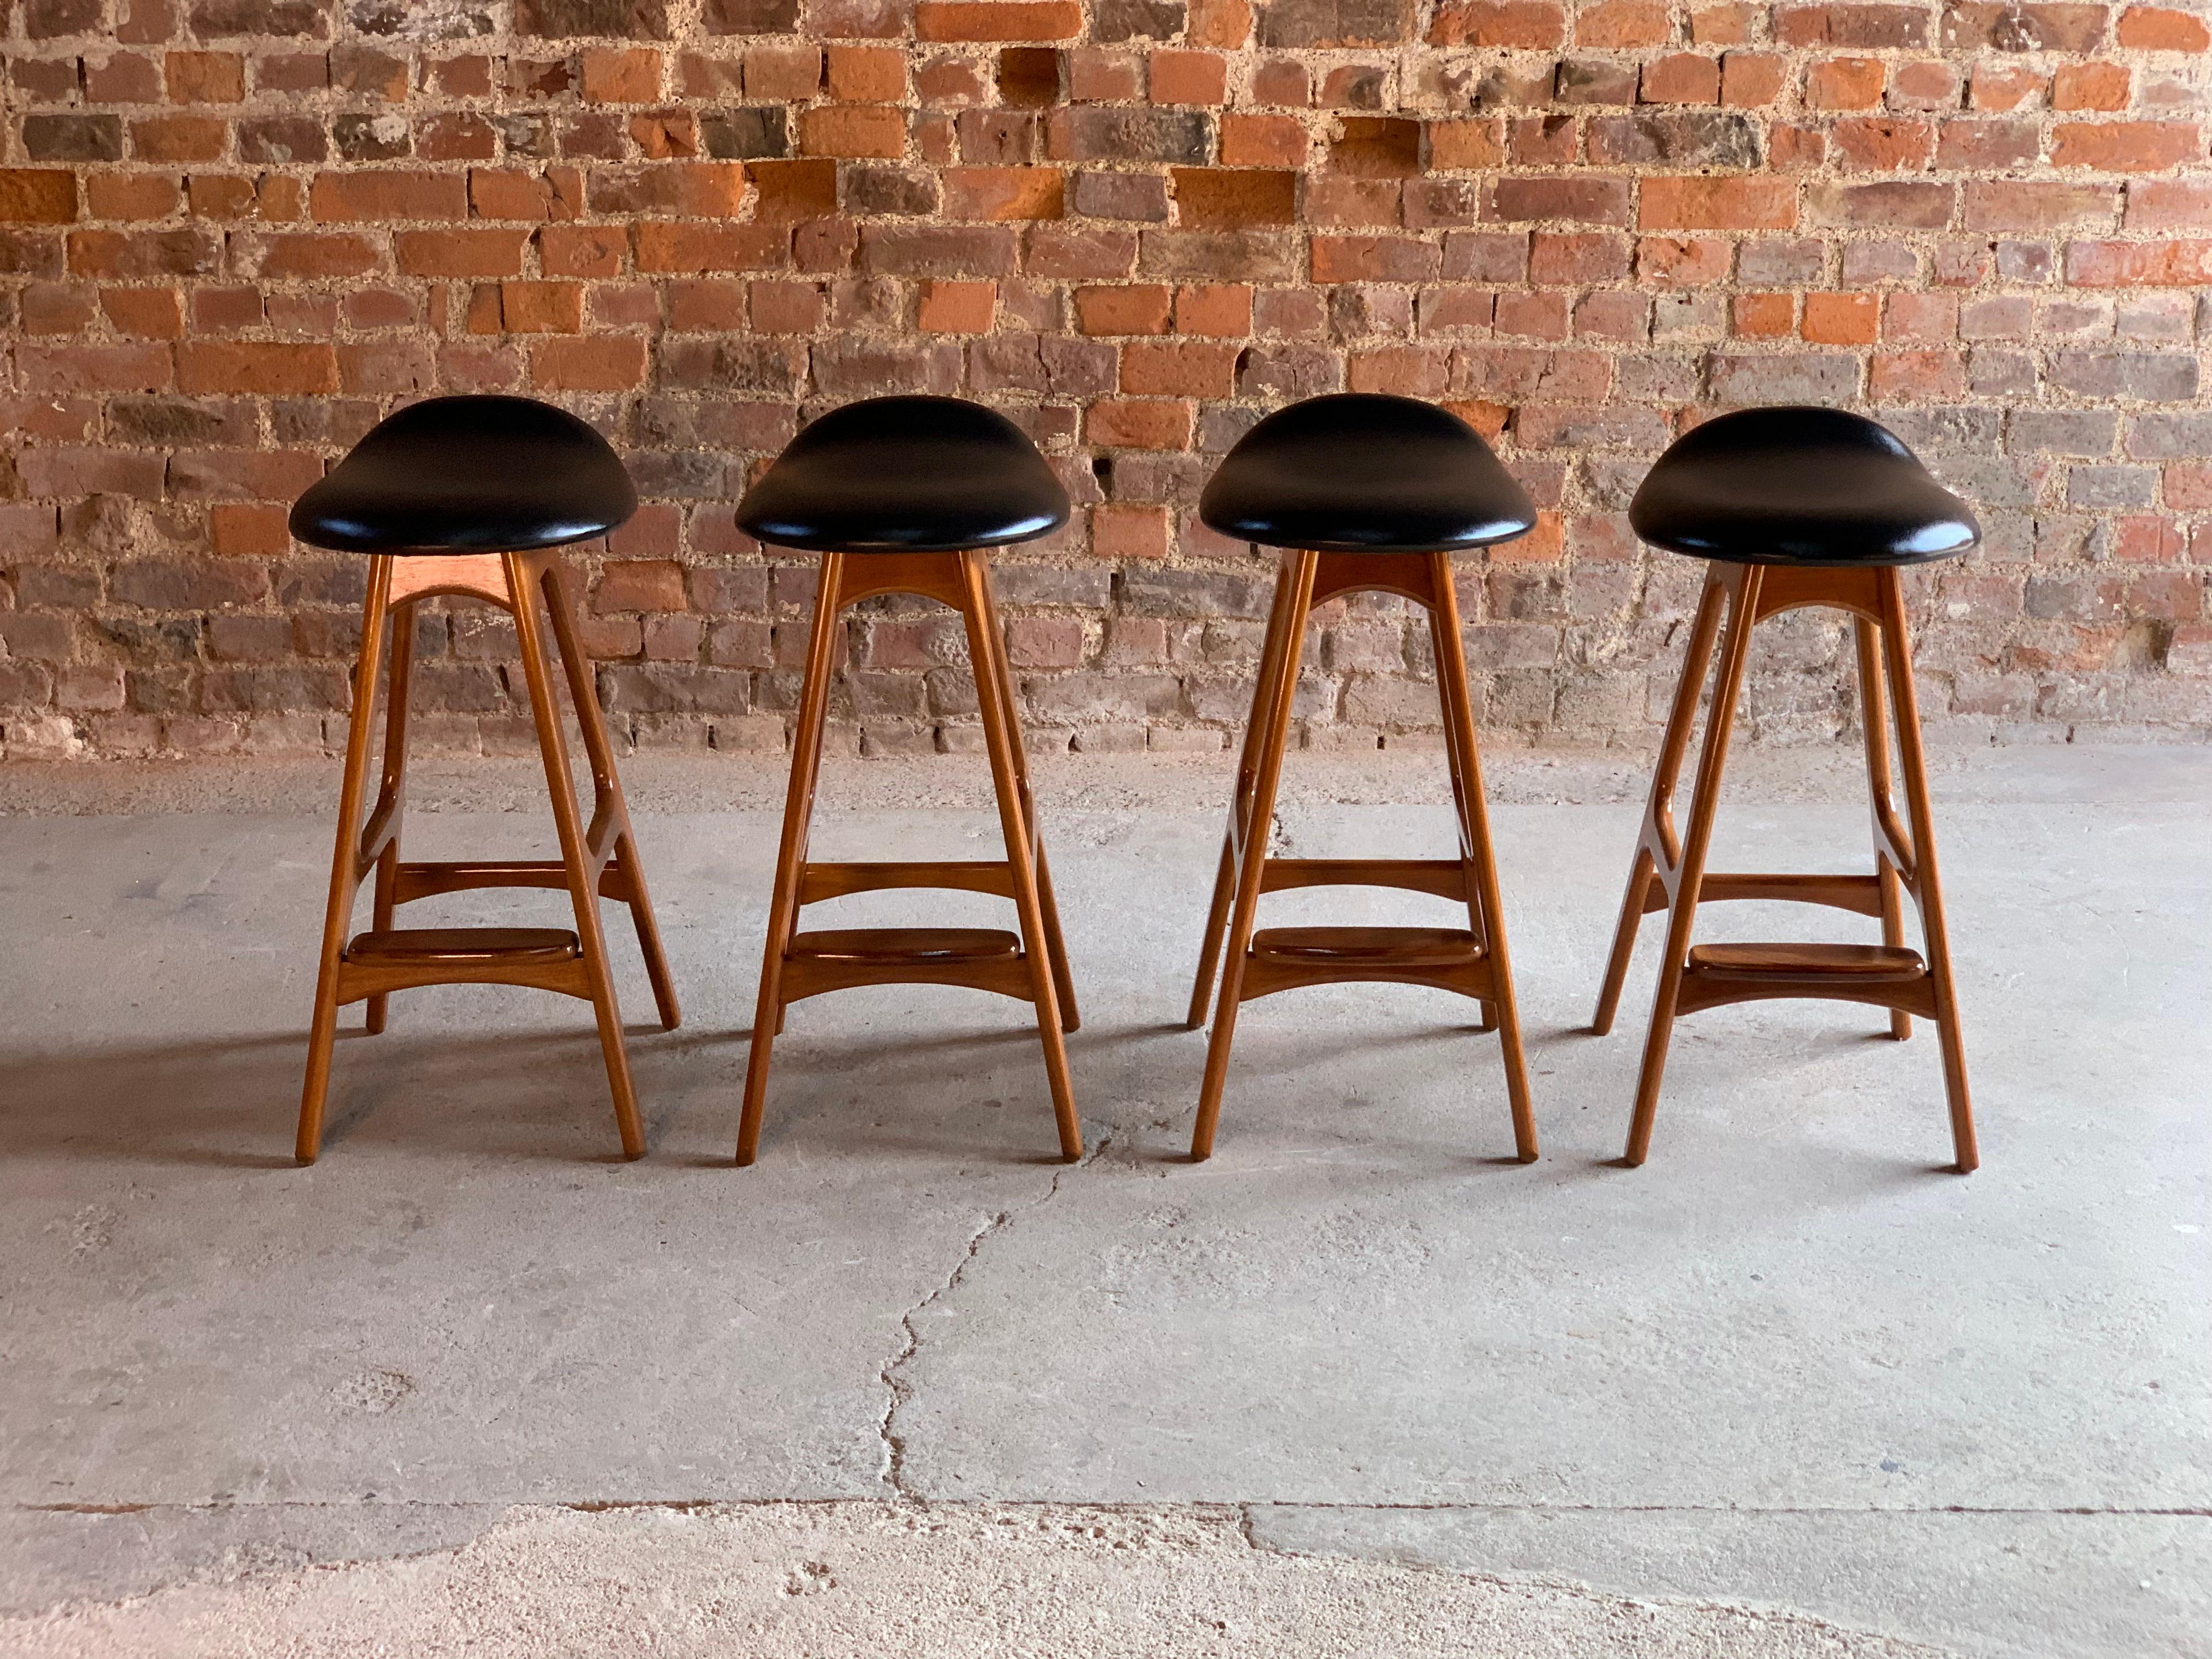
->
[289,396,680,1164]
[734,395,1081,1165]
[1185,393,1540,1163]
[1590,406,1980,1172]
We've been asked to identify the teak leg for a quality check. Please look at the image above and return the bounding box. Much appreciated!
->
[1877,571,1978,1173]
[1854,615,1912,1041]
[1593,573,1726,1036]
[363,602,415,1037]
[509,551,645,1161]
[1191,549,1316,1161]
[298,557,394,1165]
[1186,560,1299,1031]
[965,553,1081,1161]
[1429,552,1537,1162]
[977,557,1079,1035]
[738,552,842,1167]
[540,558,681,1034]
[1624,565,1761,1167]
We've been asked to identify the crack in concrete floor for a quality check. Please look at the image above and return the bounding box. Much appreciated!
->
[876,1140,1108,1500]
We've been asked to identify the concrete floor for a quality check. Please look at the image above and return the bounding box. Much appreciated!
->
[0,745,2206,1657]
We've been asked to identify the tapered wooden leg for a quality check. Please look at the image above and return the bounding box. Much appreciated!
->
[738,553,843,1166]
[510,551,644,1161]
[1593,573,1726,1036]
[1187,557,1300,1030]
[1625,565,1762,1167]
[363,601,416,1037]
[1592,849,1656,1038]
[1876,571,1978,1173]
[1853,616,1912,1042]
[298,557,394,1165]
[965,551,1082,1161]
[540,558,681,1032]
[977,558,1079,1035]
[1427,553,1538,1161]
[1192,550,1317,1161]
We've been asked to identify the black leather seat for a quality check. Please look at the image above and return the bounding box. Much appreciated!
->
[1630,407,1978,567]
[737,396,1070,553]
[290,395,637,554]
[1199,393,1535,554]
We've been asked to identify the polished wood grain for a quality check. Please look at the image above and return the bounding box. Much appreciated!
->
[736,548,1082,1167]
[295,548,679,1165]
[1186,548,1537,1164]
[1593,561,1977,1172]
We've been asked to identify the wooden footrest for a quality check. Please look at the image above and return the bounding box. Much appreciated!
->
[336,926,590,1006]
[1677,941,1936,1019]
[346,927,581,966]
[1252,926,1482,968]
[1238,926,1494,1003]
[788,928,1019,963]
[1687,941,1925,981]
[779,927,1032,1005]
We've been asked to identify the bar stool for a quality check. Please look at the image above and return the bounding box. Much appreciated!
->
[1185,392,1539,1162]
[735,395,1081,1165]
[1590,406,1980,1172]
[290,395,680,1164]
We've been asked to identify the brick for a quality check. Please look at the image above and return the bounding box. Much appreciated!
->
[917,278,997,331]
[943,166,1065,220]
[1220,114,1307,167]
[531,335,648,391]
[541,224,629,277]
[916,1,1086,40]
[1939,3,2109,52]
[1121,340,1238,395]
[1311,234,1440,281]
[582,47,661,103]
[67,228,222,278]
[1087,398,1195,448]
[1428,2,1567,46]
[178,341,339,394]
[633,221,788,272]
[311,171,469,222]
[1807,56,1885,110]
[1491,176,1633,224]
[1639,175,1795,230]
[2050,122,2204,172]
[2118,5,2210,50]
[87,175,181,221]
[99,288,185,338]
[1152,51,1229,105]
[1802,291,1880,344]
[1774,5,1930,47]
[1076,283,1173,334]
[2065,240,2212,286]
[1578,0,1669,45]
[17,342,175,392]
[1834,117,1936,170]
[1962,180,2115,230]
[393,227,531,278]
[799,105,909,158]
[2052,63,2130,112]
[1172,168,1296,228]
[0,171,78,224]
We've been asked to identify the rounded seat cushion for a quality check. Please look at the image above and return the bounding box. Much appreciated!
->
[1629,407,1979,567]
[737,396,1070,554]
[1199,393,1536,554]
[289,396,637,554]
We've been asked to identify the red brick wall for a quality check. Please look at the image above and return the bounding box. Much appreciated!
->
[2,0,2209,760]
